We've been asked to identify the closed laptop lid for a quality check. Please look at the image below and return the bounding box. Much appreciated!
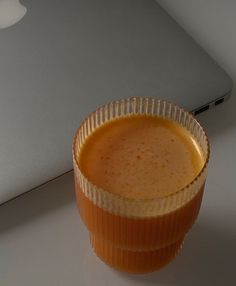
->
[0,0,232,203]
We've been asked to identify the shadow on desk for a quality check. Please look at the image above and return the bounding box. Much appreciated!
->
[0,172,75,235]
[118,222,235,286]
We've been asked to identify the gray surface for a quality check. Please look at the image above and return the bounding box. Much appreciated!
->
[1,94,236,285]
[1,1,235,285]
[0,0,232,203]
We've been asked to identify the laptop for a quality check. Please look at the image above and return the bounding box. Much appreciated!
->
[0,0,232,204]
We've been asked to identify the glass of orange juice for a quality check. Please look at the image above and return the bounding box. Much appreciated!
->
[72,97,209,274]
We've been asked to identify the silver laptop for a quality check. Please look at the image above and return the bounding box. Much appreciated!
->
[0,0,232,204]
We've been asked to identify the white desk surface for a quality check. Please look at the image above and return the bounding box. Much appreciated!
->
[1,90,236,286]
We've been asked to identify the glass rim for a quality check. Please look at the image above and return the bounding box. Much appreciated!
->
[72,97,210,216]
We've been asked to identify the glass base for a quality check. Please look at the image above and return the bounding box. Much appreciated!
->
[90,233,183,274]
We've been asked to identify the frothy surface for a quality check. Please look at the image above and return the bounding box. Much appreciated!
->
[78,115,204,199]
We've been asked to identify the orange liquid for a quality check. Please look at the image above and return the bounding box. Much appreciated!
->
[75,115,205,273]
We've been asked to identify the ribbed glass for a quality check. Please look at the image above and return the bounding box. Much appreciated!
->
[72,97,210,274]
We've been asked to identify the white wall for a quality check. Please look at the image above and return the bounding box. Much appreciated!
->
[156,0,236,84]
